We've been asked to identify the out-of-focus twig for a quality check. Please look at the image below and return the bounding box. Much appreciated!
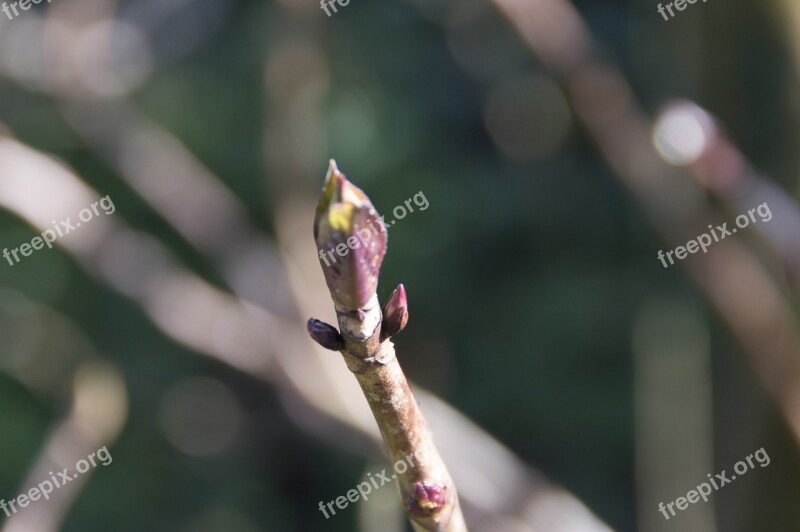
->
[654,100,800,288]
[0,134,279,378]
[1,363,127,532]
[487,0,800,449]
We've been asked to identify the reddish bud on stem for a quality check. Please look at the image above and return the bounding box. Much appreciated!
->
[381,283,409,341]
[407,481,448,517]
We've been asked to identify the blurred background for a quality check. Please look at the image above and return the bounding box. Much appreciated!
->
[1,0,800,531]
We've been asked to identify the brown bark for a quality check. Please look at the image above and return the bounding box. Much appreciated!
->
[330,294,467,531]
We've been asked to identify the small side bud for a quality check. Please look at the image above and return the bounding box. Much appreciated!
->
[307,318,345,351]
[380,284,409,341]
[407,481,448,517]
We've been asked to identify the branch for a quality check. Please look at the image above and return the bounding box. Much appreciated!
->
[307,161,467,531]
[0,131,611,530]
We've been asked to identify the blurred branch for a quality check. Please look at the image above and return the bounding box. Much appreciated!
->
[0,296,127,532]
[0,134,279,378]
[32,0,296,318]
[487,0,800,448]
[654,100,800,288]
[1,363,127,532]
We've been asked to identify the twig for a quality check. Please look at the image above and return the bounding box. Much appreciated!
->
[0,130,612,530]
[307,161,467,531]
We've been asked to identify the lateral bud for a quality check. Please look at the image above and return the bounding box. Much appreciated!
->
[307,318,345,351]
[407,481,448,517]
[380,284,409,342]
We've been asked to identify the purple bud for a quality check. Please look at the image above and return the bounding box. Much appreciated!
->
[307,318,344,351]
[380,284,409,341]
[407,481,447,516]
[313,160,387,310]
